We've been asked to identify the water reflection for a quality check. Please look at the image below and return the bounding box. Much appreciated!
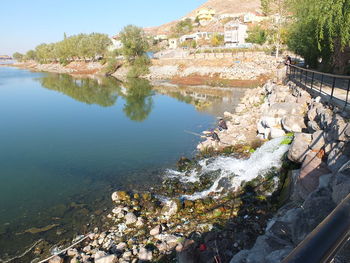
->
[38,74,120,107]
[38,73,247,121]
[122,78,155,122]
[153,85,247,116]
[38,74,155,122]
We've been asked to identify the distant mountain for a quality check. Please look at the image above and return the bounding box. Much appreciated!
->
[144,0,262,35]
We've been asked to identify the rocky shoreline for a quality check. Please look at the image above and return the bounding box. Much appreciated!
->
[10,61,105,75]
[35,77,350,263]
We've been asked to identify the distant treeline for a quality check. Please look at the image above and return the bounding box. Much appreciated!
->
[13,33,112,64]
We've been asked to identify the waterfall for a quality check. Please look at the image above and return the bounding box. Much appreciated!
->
[165,137,290,200]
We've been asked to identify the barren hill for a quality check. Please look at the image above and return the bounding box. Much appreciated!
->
[187,0,261,16]
[144,0,261,35]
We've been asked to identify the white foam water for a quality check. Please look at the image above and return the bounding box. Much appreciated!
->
[165,137,290,200]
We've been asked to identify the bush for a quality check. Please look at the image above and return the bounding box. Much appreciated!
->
[246,25,267,45]
[103,58,120,75]
[127,55,150,78]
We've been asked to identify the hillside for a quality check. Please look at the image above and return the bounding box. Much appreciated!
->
[144,0,261,35]
[187,0,261,16]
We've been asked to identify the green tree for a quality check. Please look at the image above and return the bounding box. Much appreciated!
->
[211,33,224,47]
[261,0,271,15]
[120,25,149,63]
[173,18,193,36]
[246,25,267,45]
[13,52,24,62]
[265,0,290,58]
[25,50,37,61]
[288,0,350,72]
[15,32,112,65]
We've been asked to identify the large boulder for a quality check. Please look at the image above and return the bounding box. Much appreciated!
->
[327,142,350,173]
[309,130,326,151]
[291,187,335,244]
[326,114,350,142]
[260,116,282,128]
[264,102,305,118]
[318,108,333,130]
[288,133,312,163]
[307,120,320,133]
[297,152,331,199]
[332,160,350,204]
[270,127,286,139]
[282,115,306,133]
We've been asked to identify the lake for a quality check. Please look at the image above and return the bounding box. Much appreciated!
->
[0,66,246,259]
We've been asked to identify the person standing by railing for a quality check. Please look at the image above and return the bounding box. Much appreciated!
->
[285,55,292,66]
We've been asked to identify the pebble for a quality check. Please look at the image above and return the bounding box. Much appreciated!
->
[150,225,162,236]
[125,212,137,225]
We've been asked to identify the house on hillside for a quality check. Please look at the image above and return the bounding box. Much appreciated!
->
[154,34,168,41]
[179,33,197,43]
[243,12,267,23]
[169,38,179,49]
[196,8,216,25]
[224,21,248,47]
[108,35,123,52]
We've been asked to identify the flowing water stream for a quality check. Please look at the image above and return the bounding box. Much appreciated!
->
[166,137,290,200]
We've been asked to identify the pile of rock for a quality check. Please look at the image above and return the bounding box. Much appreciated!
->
[197,80,312,152]
[257,81,311,140]
[197,85,266,152]
[230,86,350,262]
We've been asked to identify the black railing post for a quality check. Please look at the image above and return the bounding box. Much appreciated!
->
[293,66,296,79]
[305,71,308,85]
[320,74,324,94]
[330,77,336,100]
[300,68,303,82]
[311,72,315,90]
[345,79,350,108]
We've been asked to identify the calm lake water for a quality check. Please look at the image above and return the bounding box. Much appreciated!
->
[0,67,246,259]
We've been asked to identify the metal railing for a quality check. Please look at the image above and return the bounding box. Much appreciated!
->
[282,193,350,263]
[287,64,350,111]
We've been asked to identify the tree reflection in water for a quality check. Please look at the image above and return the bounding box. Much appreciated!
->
[39,73,121,107]
[38,73,155,122]
[122,78,154,122]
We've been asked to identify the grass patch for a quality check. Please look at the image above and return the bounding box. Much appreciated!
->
[280,133,294,145]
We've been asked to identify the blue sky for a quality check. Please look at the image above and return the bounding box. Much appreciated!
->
[1,0,206,55]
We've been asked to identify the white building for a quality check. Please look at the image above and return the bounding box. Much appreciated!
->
[224,21,248,47]
[154,34,168,41]
[179,33,197,43]
[243,12,266,23]
[168,38,179,49]
[179,32,218,43]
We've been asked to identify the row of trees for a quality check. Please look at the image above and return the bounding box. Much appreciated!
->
[13,33,112,64]
[260,0,350,73]
[14,25,150,78]
[287,0,350,73]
